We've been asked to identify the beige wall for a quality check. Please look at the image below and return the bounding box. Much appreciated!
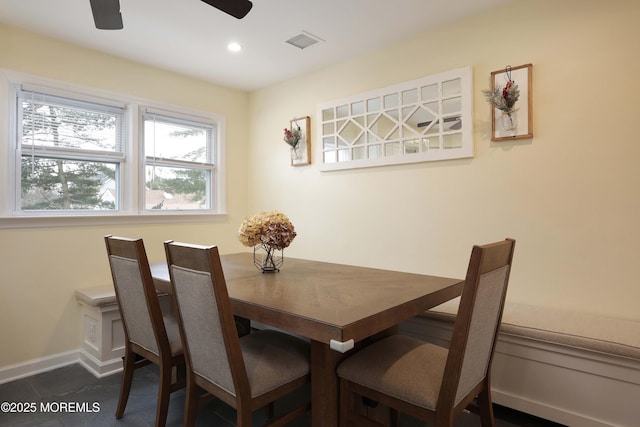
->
[248,0,640,319]
[2,0,639,371]
[0,25,250,367]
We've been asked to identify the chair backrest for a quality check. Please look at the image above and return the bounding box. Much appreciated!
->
[104,235,169,357]
[439,238,515,408]
[164,241,248,398]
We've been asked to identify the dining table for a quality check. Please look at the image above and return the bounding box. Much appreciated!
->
[150,252,463,427]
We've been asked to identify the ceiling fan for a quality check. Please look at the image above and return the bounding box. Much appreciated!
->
[90,0,253,30]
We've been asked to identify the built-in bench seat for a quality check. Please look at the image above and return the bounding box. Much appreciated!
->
[399,300,640,427]
[75,285,126,377]
[75,284,251,378]
[75,285,172,377]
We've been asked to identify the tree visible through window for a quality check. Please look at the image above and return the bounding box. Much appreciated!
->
[10,84,222,218]
[142,111,215,211]
[18,90,123,211]
[21,158,117,210]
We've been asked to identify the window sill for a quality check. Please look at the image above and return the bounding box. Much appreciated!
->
[0,212,228,229]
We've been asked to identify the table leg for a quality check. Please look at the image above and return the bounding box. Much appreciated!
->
[310,328,399,427]
[310,340,348,427]
[234,316,251,337]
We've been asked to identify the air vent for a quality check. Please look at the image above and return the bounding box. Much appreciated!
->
[285,31,323,50]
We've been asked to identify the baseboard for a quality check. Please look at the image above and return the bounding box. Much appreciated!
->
[492,388,614,427]
[78,350,123,378]
[0,348,125,385]
[0,350,80,385]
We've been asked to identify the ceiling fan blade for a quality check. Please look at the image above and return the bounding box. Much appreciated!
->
[90,0,123,30]
[200,0,253,19]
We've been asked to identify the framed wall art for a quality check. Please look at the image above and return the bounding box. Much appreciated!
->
[317,66,473,171]
[488,64,533,141]
[285,116,311,166]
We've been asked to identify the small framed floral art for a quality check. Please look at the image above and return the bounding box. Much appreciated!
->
[485,64,533,141]
[284,116,310,166]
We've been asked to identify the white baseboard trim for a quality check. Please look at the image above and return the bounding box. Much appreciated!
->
[0,348,123,385]
[0,350,80,385]
[492,388,614,427]
[78,350,123,378]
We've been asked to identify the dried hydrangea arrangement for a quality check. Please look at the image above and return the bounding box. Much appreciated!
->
[238,210,297,272]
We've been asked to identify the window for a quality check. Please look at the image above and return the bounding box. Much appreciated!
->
[16,87,124,213]
[317,67,473,171]
[142,110,216,211]
[4,77,225,223]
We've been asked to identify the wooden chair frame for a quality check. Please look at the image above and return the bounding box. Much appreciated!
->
[164,241,310,427]
[339,238,516,427]
[104,235,185,427]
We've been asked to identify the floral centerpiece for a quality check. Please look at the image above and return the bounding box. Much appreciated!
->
[238,210,297,272]
[283,124,302,158]
[483,80,520,113]
[483,72,520,131]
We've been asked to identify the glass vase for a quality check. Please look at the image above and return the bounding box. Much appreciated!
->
[253,244,283,273]
[501,109,518,134]
[291,144,300,161]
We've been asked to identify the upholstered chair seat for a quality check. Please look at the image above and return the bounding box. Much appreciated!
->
[161,315,183,356]
[164,241,311,427]
[337,239,516,427]
[338,334,447,410]
[240,330,310,397]
[104,235,185,427]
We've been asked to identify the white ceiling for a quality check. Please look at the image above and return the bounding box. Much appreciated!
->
[0,0,510,91]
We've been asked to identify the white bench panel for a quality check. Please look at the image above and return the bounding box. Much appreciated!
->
[399,302,640,427]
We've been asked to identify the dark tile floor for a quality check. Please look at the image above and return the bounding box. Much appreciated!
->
[0,364,565,427]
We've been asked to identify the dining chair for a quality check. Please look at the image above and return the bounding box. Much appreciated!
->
[163,240,311,427]
[337,238,516,427]
[104,235,185,427]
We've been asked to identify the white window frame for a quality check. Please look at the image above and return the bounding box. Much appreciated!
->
[0,70,227,228]
[140,108,220,213]
[13,83,127,216]
[317,66,473,171]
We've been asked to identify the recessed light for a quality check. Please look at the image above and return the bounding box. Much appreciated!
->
[227,42,242,52]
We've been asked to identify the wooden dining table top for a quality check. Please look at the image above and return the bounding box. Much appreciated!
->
[151,251,463,426]
[151,252,464,350]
